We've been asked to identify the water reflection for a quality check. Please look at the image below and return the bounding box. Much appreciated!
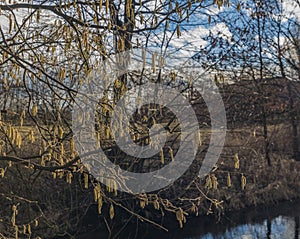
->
[196,215,299,239]
[143,200,300,239]
[77,201,300,239]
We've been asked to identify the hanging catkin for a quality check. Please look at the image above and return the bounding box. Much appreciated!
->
[32,104,38,117]
[234,153,239,169]
[84,173,89,189]
[99,0,103,10]
[169,147,174,162]
[109,203,114,219]
[176,24,181,37]
[106,0,109,14]
[241,174,246,190]
[227,172,231,187]
[198,130,202,146]
[160,148,164,164]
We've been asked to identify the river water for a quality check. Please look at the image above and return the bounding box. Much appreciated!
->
[188,215,299,239]
[78,200,300,239]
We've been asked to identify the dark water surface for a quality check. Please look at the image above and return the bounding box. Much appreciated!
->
[79,200,300,239]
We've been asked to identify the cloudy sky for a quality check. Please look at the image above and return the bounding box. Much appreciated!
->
[0,0,299,70]
[164,0,300,66]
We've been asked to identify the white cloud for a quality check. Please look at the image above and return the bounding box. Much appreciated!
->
[282,0,300,21]
[166,22,231,66]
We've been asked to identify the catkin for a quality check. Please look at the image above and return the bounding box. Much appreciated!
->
[175,1,179,11]
[176,208,184,228]
[160,148,164,164]
[241,174,246,190]
[19,116,23,127]
[106,0,109,14]
[105,126,110,139]
[0,168,5,178]
[15,226,18,239]
[205,175,212,189]
[237,2,241,12]
[93,14,98,24]
[9,125,13,140]
[58,155,64,166]
[36,9,40,22]
[208,15,211,24]
[109,203,114,219]
[140,14,144,24]
[70,138,75,152]
[227,172,232,187]
[106,178,111,192]
[28,130,35,143]
[211,174,218,189]
[107,20,111,30]
[169,147,174,162]
[98,195,103,214]
[16,131,22,148]
[94,184,101,202]
[176,24,181,37]
[12,128,17,145]
[0,140,4,153]
[58,126,64,139]
[41,156,45,166]
[153,200,160,210]
[140,199,146,209]
[113,180,118,196]
[9,14,12,33]
[234,153,239,169]
[32,104,38,117]
[179,219,183,228]
[11,205,17,226]
[84,173,89,189]
[96,132,101,147]
[67,172,72,184]
[198,130,202,146]
[61,143,65,155]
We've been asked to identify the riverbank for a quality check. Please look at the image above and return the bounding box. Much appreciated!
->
[76,198,300,239]
[73,151,300,239]
[149,199,300,239]
[1,123,299,239]
[72,123,300,238]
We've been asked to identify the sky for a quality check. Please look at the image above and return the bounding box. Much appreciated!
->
[0,0,299,72]
[165,0,300,66]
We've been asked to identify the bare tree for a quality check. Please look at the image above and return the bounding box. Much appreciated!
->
[0,0,234,237]
[194,0,300,163]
